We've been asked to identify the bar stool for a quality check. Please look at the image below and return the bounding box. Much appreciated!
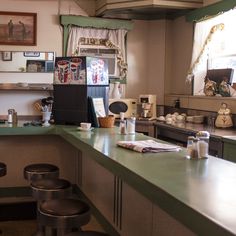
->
[0,163,6,235]
[31,178,72,235]
[0,162,6,177]
[65,231,110,236]
[38,198,91,236]
[31,178,72,201]
[24,163,59,181]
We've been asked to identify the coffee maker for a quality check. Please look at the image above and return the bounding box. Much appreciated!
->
[139,94,157,120]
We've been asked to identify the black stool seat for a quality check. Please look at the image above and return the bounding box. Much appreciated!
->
[0,162,6,177]
[39,199,91,235]
[65,231,110,236]
[31,178,72,200]
[31,178,71,190]
[24,163,59,181]
[40,199,90,216]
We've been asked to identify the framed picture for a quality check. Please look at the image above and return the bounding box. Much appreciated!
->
[0,11,37,46]
[2,51,12,61]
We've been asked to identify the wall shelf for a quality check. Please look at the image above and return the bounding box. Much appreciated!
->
[0,83,53,91]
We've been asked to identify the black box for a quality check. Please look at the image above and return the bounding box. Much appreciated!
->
[53,84,109,126]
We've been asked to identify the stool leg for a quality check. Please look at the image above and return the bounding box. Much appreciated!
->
[34,201,45,236]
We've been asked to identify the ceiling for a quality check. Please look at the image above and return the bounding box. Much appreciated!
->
[95,0,204,20]
[97,7,193,20]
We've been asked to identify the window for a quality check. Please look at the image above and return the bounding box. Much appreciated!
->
[189,8,236,96]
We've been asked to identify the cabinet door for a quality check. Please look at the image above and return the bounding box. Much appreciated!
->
[152,204,196,236]
[209,137,223,158]
[223,142,236,163]
[81,154,115,226]
[121,182,153,236]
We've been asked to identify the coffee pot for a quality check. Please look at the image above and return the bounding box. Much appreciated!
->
[8,109,16,124]
[139,95,157,120]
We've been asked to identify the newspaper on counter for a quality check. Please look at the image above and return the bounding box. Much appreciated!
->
[117,139,181,153]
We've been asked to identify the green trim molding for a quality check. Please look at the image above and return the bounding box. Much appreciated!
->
[60,15,133,56]
[186,0,236,22]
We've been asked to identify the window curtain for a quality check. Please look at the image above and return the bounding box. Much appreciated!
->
[187,8,236,95]
[66,26,128,80]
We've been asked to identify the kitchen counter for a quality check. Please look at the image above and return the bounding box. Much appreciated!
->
[155,121,236,138]
[1,124,236,235]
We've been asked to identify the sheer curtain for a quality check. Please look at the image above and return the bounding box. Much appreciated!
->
[66,26,128,79]
[187,8,236,95]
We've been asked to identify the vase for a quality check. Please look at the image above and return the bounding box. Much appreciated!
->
[110,81,121,99]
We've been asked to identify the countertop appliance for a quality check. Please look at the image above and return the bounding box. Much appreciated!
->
[108,98,137,118]
[139,94,157,120]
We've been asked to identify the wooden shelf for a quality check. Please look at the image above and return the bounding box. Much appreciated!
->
[0,83,53,91]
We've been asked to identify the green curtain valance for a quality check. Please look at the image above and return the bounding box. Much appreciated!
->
[186,0,236,22]
[60,15,133,56]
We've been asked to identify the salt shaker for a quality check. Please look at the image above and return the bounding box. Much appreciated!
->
[196,131,210,158]
[186,136,194,159]
[127,116,136,134]
[13,111,18,125]
[119,112,127,135]
[192,138,199,159]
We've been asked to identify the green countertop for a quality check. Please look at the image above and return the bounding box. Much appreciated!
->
[1,124,236,235]
[155,121,236,139]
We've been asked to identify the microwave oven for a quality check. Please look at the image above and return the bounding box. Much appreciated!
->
[109,98,137,118]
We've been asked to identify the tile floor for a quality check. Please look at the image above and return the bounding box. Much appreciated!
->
[0,215,106,236]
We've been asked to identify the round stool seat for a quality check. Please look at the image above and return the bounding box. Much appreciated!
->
[31,178,72,200]
[24,163,59,181]
[39,199,91,234]
[65,231,109,236]
[0,163,6,177]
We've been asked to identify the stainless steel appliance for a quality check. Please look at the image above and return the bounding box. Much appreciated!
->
[139,94,157,120]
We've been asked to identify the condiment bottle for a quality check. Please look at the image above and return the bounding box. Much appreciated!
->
[196,131,210,158]
[13,111,18,125]
[186,136,194,159]
[191,137,199,159]
[119,112,127,134]
[127,115,136,134]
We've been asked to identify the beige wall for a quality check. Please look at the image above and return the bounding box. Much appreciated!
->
[126,20,149,98]
[0,0,90,116]
[0,135,78,187]
[165,16,193,95]
[126,20,166,104]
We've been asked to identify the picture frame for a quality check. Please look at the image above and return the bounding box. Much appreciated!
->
[2,51,12,61]
[0,11,37,46]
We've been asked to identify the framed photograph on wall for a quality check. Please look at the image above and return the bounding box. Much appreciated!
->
[0,11,37,45]
[2,51,12,61]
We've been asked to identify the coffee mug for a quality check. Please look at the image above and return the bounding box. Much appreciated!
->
[80,122,91,130]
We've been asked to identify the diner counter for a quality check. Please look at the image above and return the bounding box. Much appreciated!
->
[155,121,236,138]
[1,124,236,235]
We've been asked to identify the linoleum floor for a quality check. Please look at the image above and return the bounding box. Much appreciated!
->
[0,215,105,236]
